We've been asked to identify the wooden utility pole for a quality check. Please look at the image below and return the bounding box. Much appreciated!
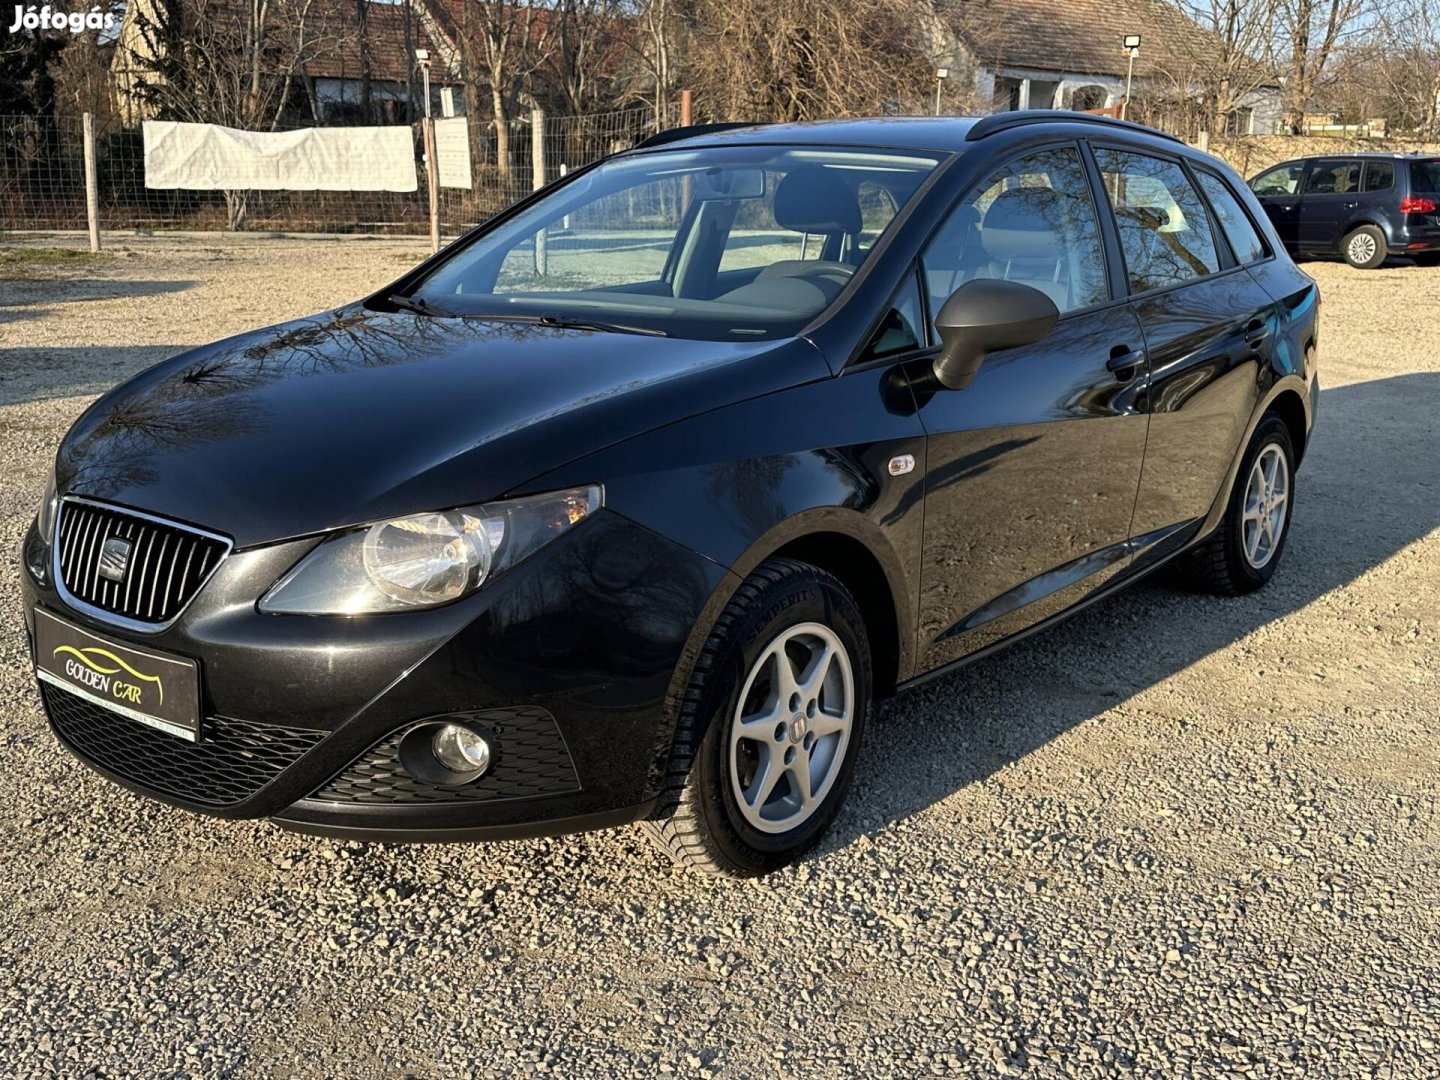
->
[532,107,547,276]
[82,112,100,253]
[680,89,693,127]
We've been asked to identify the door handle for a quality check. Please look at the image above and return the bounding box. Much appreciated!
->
[1106,345,1144,379]
[1244,318,1269,350]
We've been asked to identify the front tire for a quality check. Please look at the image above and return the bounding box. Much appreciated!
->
[1342,224,1387,269]
[1178,414,1296,596]
[642,558,872,877]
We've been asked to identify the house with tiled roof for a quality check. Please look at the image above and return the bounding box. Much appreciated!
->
[925,0,1282,136]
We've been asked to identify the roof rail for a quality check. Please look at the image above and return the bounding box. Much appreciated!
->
[632,122,766,149]
[965,110,1185,146]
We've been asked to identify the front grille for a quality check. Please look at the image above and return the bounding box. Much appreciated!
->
[311,706,580,804]
[55,499,229,625]
[43,683,323,808]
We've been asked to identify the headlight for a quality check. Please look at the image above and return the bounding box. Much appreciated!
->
[36,468,58,546]
[259,486,600,615]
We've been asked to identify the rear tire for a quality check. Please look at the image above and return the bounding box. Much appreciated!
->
[1178,415,1296,596]
[642,558,872,877]
[1341,224,1387,269]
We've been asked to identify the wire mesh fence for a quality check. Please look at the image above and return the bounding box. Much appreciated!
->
[0,106,676,239]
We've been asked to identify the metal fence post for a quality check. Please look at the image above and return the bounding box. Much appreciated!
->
[423,116,440,253]
[82,112,101,252]
[531,107,546,276]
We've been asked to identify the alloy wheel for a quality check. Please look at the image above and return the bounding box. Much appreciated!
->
[1241,443,1289,569]
[729,622,854,835]
[1348,232,1377,265]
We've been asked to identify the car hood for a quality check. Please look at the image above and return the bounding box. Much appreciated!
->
[56,306,829,548]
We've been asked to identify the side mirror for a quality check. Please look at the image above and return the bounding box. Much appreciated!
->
[932,279,1060,390]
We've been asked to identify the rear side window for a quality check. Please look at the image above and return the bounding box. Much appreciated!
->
[1251,163,1303,196]
[1093,148,1220,293]
[1363,162,1394,192]
[1412,160,1440,194]
[1196,171,1267,265]
[920,145,1109,316]
[1305,160,1361,195]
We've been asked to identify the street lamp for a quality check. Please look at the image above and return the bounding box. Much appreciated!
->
[415,48,433,120]
[934,67,950,116]
[1121,35,1141,121]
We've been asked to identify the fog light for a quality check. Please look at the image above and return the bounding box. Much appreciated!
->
[432,723,492,776]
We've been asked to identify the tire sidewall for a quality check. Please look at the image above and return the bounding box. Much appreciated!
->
[1227,417,1296,588]
[693,572,871,872]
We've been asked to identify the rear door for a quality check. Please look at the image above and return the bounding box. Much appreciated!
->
[1297,158,1362,251]
[910,143,1148,669]
[1090,145,1273,557]
[1249,160,1305,248]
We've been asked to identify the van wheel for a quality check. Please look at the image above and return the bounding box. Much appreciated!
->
[1178,415,1295,596]
[642,558,871,877]
[1342,225,1387,269]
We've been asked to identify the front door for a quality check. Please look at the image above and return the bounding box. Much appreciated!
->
[912,144,1148,671]
[1249,160,1306,249]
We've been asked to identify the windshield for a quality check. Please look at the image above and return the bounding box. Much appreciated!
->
[408,145,945,340]
[1412,159,1440,195]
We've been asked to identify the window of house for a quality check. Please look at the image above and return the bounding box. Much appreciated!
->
[1223,108,1254,136]
[1093,148,1220,293]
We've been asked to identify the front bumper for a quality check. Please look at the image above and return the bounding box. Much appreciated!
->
[22,508,730,840]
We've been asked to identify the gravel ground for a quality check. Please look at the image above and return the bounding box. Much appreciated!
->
[0,234,1437,1079]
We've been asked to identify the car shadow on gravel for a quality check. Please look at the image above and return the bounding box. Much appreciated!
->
[0,345,197,407]
[819,372,1440,856]
[0,278,196,310]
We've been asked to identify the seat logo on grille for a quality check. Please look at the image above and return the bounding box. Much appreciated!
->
[98,536,133,583]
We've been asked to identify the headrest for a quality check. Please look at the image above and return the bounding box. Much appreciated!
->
[980,188,1065,262]
[773,167,862,235]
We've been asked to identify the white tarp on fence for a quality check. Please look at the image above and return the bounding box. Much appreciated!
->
[142,122,417,192]
[435,117,473,190]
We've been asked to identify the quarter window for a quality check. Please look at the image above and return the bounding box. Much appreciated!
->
[1305,160,1361,195]
[920,145,1108,317]
[1363,161,1395,192]
[1195,171,1267,265]
[1093,148,1220,293]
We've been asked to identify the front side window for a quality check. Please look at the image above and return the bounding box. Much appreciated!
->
[1196,171,1267,265]
[1093,148,1220,294]
[1251,163,1303,197]
[1363,161,1395,192]
[411,145,943,341]
[920,145,1108,318]
[1305,160,1361,195]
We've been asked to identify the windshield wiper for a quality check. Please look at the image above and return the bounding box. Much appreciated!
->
[478,313,667,337]
[380,292,453,317]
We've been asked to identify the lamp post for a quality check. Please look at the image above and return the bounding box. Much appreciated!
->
[415,48,433,120]
[1121,35,1141,121]
[934,67,950,116]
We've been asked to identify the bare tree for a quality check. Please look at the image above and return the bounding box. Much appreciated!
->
[116,0,352,227]
[681,0,932,122]
[1163,0,1278,138]
[1274,0,1369,131]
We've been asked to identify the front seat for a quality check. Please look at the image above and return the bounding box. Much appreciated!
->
[754,166,864,298]
[976,188,1074,310]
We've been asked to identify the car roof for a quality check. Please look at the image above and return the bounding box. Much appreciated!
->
[628,111,1187,156]
[634,117,982,153]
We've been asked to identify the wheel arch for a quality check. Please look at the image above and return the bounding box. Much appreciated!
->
[1198,376,1313,541]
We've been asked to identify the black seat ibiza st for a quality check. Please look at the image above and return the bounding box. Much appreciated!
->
[22,111,1318,876]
